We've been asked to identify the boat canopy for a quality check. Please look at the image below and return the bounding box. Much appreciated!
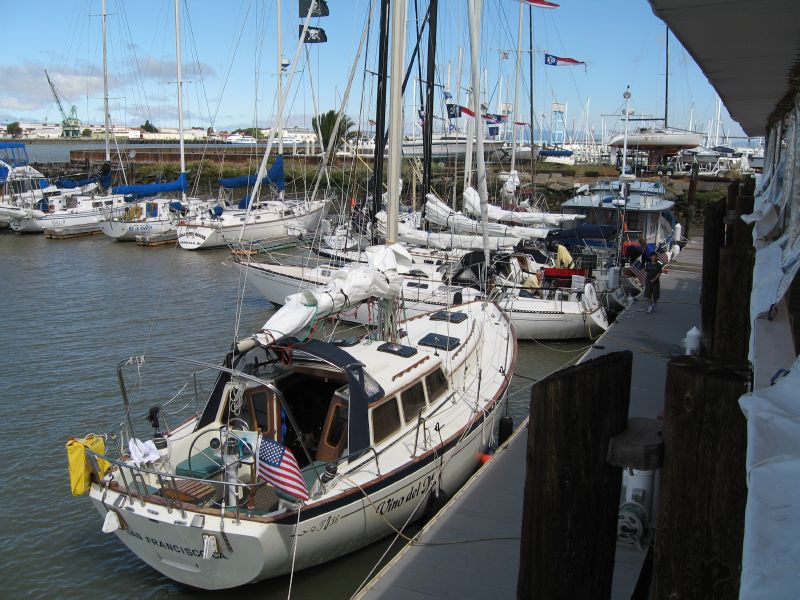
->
[218,155,285,191]
[0,142,29,168]
[274,338,383,455]
[113,172,188,198]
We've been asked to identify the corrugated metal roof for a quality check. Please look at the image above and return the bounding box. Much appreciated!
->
[649,0,800,136]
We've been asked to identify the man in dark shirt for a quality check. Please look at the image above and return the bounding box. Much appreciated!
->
[644,253,663,313]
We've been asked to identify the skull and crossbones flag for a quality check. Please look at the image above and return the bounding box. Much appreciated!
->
[300,25,328,43]
[299,0,329,17]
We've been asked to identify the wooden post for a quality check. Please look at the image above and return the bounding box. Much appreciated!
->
[700,198,726,354]
[653,356,750,600]
[724,180,740,246]
[684,162,699,240]
[518,351,632,600]
[713,246,755,360]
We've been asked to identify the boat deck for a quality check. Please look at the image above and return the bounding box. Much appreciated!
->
[357,238,705,599]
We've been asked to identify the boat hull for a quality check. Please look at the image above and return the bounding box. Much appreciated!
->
[88,415,495,589]
[177,200,326,250]
[245,262,608,340]
[99,219,175,241]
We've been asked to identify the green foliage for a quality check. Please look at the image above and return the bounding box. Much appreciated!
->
[81,128,92,137]
[141,120,159,133]
[6,122,22,136]
[312,110,355,154]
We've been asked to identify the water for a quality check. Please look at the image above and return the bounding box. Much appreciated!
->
[0,232,587,598]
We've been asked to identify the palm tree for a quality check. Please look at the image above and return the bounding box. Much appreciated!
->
[312,110,355,154]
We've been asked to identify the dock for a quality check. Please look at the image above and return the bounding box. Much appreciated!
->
[44,225,103,239]
[357,239,704,599]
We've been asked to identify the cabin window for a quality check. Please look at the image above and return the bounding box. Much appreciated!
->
[407,281,429,289]
[325,403,348,448]
[371,397,401,444]
[66,198,78,209]
[401,382,426,423]
[92,201,103,208]
[425,368,449,401]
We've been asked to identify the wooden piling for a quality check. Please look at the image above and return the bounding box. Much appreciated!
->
[684,162,700,240]
[713,246,755,360]
[653,356,750,600]
[700,198,726,354]
[724,181,739,246]
[518,351,632,600]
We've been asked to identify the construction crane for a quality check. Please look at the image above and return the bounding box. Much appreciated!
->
[45,70,81,138]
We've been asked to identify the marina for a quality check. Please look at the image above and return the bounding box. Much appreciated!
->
[1,0,799,597]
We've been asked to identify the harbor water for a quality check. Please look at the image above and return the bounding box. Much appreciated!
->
[0,232,587,599]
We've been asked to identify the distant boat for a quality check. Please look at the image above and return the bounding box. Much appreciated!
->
[226,134,258,144]
[607,127,703,150]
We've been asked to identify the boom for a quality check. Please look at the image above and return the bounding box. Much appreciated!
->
[45,70,81,137]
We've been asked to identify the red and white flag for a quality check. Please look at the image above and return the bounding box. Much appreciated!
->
[545,53,586,69]
[257,437,309,501]
[520,0,560,8]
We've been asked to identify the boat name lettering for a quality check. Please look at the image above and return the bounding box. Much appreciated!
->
[184,231,207,240]
[295,514,340,537]
[375,473,437,516]
[126,528,228,559]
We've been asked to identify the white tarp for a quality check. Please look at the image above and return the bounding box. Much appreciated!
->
[424,193,550,240]
[375,210,519,251]
[462,186,583,226]
[738,356,800,599]
[256,244,408,345]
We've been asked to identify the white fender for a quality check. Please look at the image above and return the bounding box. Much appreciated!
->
[582,282,599,312]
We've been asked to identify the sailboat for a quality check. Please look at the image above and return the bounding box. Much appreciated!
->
[100,4,204,244]
[70,0,516,589]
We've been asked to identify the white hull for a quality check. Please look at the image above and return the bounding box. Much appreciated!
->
[12,210,106,233]
[401,137,505,159]
[89,415,493,588]
[177,200,327,250]
[245,262,608,340]
[84,297,514,589]
[99,219,176,241]
[608,129,703,149]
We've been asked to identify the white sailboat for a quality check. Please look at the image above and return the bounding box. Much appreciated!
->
[72,1,516,590]
[100,6,205,244]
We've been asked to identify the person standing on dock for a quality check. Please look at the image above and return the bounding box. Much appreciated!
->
[644,252,663,313]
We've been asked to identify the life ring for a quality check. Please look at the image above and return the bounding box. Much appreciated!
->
[582,283,599,312]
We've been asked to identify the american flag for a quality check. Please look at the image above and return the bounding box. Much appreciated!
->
[655,247,670,264]
[628,260,646,285]
[257,437,308,501]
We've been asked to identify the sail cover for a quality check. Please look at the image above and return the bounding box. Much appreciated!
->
[462,186,583,226]
[113,172,188,197]
[375,210,520,250]
[256,244,410,345]
[424,192,551,240]
[218,155,286,191]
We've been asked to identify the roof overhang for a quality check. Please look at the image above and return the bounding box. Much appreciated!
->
[649,0,800,137]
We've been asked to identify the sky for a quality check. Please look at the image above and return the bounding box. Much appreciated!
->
[1,0,750,142]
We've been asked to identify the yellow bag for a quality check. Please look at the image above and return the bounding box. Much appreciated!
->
[66,434,110,496]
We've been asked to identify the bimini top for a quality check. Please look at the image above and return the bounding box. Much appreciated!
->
[562,179,673,213]
[0,142,29,168]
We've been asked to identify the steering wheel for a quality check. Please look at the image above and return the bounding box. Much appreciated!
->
[227,417,250,431]
[184,426,253,480]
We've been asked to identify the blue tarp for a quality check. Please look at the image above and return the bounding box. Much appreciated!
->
[218,155,285,192]
[0,142,28,169]
[0,166,8,185]
[57,171,112,190]
[113,172,188,198]
[539,148,574,158]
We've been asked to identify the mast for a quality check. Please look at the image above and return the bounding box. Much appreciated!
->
[276,0,284,155]
[421,0,438,197]
[371,0,391,241]
[386,0,407,245]
[510,0,523,173]
[528,5,535,185]
[174,0,186,202]
[664,24,669,128]
[467,0,490,269]
[101,0,110,163]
